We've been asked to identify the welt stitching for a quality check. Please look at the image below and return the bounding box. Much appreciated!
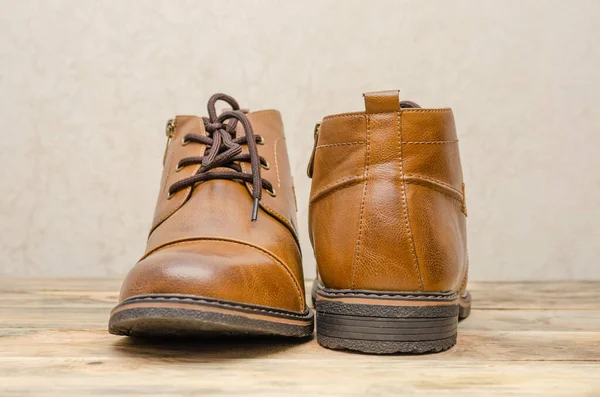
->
[123,295,310,318]
[316,141,365,148]
[352,115,370,289]
[319,291,458,299]
[398,111,424,292]
[122,296,306,323]
[143,238,305,309]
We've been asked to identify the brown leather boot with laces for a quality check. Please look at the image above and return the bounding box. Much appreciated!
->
[109,94,313,338]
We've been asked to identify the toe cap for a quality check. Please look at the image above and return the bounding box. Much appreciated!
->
[119,239,305,312]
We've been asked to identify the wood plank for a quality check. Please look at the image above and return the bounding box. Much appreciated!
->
[1,279,599,396]
[0,329,598,362]
[0,291,117,308]
[0,362,598,397]
[0,278,122,292]
[1,279,599,310]
[461,309,600,332]
[470,281,600,310]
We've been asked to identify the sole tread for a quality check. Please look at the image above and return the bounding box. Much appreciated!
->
[314,285,471,354]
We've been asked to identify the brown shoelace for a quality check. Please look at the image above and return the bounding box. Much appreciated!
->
[168,93,273,221]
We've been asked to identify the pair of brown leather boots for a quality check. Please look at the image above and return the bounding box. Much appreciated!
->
[108,90,470,354]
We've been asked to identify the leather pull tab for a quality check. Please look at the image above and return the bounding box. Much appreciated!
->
[363,90,400,113]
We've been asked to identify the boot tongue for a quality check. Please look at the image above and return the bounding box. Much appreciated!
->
[400,101,421,108]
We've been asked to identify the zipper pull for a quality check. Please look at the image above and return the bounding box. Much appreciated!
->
[163,118,176,165]
[306,122,321,178]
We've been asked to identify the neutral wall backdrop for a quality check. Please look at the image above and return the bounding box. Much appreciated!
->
[1,0,599,280]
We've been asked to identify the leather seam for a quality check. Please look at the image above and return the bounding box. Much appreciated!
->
[398,111,424,291]
[316,141,365,148]
[459,260,469,294]
[309,175,364,202]
[403,174,464,203]
[352,115,370,289]
[273,137,281,188]
[150,175,196,236]
[257,201,299,241]
[161,146,174,193]
[150,122,207,236]
[404,179,464,204]
[322,113,368,121]
[141,237,305,310]
[309,177,365,204]
[322,108,452,121]
[404,173,462,195]
[401,109,452,114]
[403,140,458,144]
[240,144,299,242]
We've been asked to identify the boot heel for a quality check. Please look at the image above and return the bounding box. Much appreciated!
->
[315,285,468,354]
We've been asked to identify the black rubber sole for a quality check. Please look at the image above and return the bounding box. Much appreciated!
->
[313,282,471,354]
[108,294,314,338]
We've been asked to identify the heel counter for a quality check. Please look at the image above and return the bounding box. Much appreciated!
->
[350,108,423,292]
[308,114,367,289]
[402,109,468,292]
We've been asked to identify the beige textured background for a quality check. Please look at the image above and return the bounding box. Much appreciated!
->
[1,0,599,279]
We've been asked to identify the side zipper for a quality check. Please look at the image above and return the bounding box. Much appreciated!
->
[163,118,176,165]
[306,122,321,178]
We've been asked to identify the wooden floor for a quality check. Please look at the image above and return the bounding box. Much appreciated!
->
[0,279,599,396]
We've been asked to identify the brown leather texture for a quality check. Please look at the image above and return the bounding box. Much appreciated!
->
[119,108,307,313]
[308,90,468,294]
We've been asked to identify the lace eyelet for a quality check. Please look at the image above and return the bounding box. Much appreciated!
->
[167,192,174,200]
[257,136,265,145]
[261,161,270,170]
[267,188,277,197]
[175,163,184,172]
[181,137,190,146]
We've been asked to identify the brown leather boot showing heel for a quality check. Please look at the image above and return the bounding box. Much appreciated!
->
[307,90,470,353]
[109,94,313,338]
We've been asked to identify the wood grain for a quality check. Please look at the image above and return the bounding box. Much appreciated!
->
[0,279,599,396]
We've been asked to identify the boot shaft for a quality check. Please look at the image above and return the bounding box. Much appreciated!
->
[308,90,468,293]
